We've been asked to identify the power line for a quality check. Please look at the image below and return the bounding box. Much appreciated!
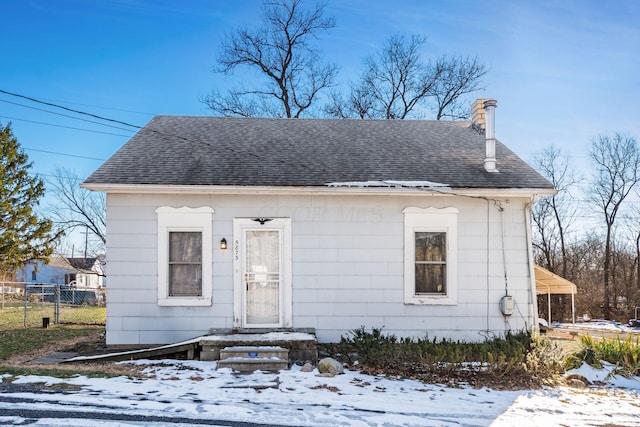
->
[1,89,331,174]
[30,97,154,117]
[27,172,85,182]
[0,89,143,129]
[0,115,132,137]
[0,99,137,132]
[23,147,106,161]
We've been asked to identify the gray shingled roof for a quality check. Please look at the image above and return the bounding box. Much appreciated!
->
[84,116,553,190]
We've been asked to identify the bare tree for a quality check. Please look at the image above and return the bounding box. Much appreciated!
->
[431,55,488,120]
[326,33,487,120]
[531,145,581,278]
[327,34,441,119]
[589,133,640,319]
[632,213,640,291]
[203,0,338,118]
[47,167,106,255]
[568,233,604,319]
[609,231,637,318]
[626,204,640,294]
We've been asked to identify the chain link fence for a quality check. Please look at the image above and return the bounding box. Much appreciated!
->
[1,282,106,328]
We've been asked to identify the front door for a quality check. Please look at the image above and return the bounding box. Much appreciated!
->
[233,218,292,329]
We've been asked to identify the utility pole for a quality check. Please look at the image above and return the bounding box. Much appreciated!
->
[82,226,89,258]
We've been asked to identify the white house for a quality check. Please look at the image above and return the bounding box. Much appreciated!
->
[82,99,555,346]
[18,256,105,288]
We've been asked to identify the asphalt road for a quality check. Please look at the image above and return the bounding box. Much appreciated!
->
[0,394,297,427]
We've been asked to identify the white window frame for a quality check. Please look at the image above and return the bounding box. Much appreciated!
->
[403,207,458,305]
[156,206,214,306]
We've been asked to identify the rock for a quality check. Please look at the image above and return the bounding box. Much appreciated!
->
[564,373,590,388]
[300,362,314,373]
[317,357,344,377]
[567,378,587,389]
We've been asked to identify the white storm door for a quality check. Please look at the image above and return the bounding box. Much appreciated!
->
[245,229,281,326]
[233,218,292,329]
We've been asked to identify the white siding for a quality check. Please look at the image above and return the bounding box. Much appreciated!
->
[105,192,536,345]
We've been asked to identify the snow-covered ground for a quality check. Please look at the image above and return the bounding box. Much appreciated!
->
[2,321,640,426]
[554,319,640,333]
[1,359,639,426]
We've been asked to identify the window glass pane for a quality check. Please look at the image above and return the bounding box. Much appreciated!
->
[415,231,446,294]
[246,231,279,273]
[169,232,202,296]
[415,232,446,262]
[170,232,202,262]
[169,264,202,296]
[415,264,446,294]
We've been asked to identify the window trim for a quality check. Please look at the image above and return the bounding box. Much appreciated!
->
[403,207,458,305]
[156,206,214,306]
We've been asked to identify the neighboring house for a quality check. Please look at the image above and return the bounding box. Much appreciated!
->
[82,99,555,346]
[18,256,105,288]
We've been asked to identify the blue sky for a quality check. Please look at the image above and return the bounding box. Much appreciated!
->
[1,0,639,189]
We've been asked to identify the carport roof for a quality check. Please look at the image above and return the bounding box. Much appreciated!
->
[535,265,577,295]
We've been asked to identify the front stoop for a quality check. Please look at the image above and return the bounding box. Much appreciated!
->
[216,346,289,372]
[200,331,317,364]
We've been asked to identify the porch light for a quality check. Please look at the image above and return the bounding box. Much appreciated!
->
[220,238,227,250]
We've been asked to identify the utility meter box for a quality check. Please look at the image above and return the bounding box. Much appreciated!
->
[500,295,515,316]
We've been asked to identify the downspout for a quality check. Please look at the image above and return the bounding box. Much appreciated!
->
[525,196,540,334]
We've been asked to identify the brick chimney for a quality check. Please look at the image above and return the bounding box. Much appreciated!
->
[472,98,489,130]
[472,98,499,173]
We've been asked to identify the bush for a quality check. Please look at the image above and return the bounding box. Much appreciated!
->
[565,335,640,377]
[327,327,565,388]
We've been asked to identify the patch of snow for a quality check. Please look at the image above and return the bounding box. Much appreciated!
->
[553,319,628,332]
[568,362,640,390]
[326,180,450,189]
[223,345,284,350]
[200,332,316,342]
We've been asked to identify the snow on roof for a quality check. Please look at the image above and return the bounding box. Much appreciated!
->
[326,180,450,189]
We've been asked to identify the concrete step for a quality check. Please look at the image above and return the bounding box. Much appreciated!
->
[219,346,288,360]
[217,346,289,372]
[216,357,289,372]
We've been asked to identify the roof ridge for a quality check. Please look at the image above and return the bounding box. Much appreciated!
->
[152,115,472,125]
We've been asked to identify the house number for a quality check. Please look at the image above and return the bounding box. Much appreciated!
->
[234,240,239,261]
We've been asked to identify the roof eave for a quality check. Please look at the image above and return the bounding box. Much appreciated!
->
[81,182,557,198]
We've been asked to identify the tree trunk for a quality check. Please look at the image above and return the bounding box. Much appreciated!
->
[603,225,612,320]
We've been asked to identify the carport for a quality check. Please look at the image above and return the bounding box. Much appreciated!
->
[535,265,577,325]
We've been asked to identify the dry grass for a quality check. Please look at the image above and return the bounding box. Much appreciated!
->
[0,306,147,379]
[0,303,105,330]
[0,329,150,379]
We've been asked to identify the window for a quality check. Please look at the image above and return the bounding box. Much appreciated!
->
[31,271,37,281]
[156,206,214,306]
[169,232,202,296]
[403,207,458,305]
